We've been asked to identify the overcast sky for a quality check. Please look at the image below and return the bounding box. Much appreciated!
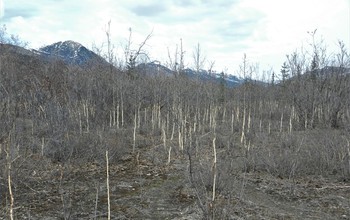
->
[1,0,349,77]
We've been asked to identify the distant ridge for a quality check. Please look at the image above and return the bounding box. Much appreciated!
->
[136,61,244,87]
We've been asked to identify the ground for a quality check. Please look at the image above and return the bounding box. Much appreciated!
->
[1,145,350,219]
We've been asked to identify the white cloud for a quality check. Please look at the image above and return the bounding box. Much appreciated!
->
[0,0,4,18]
[2,0,349,75]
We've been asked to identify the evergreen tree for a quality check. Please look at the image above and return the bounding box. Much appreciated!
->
[280,62,289,82]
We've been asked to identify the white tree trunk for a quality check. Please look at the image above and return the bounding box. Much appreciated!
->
[212,137,217,203]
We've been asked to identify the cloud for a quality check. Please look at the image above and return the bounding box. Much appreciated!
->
[131,3,167,17]
[213,16,263,42]
[3,8,38,21]
[2,0,39,22]
[0,0,3,18]
[2,0,348,75]
[172,0,195,8]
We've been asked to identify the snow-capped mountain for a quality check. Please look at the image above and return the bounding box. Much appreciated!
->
[38,40,108,66]
[136,62,244,86]
[182,68,243,87]
[135,61,174,76]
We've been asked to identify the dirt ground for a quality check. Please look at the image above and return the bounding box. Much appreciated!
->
[1,149,350,220]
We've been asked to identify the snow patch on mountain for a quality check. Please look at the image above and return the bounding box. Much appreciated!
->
[38,40,107,66]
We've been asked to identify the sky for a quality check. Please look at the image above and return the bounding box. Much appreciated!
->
[0,0,349,78]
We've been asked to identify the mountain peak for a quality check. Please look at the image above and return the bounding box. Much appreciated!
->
[58,40,83,51]
[40,40,83,59]
[38,40,107,66]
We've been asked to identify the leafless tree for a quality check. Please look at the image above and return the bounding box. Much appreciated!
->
[192,43,206,74]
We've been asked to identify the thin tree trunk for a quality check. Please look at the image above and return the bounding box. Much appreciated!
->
[280,112,284,133]
[211,136,217,220]
[6,137,14,220]
[106,151,110,220]
[133,112,137,153]
[241,107,246,144]
[116,104,120,129]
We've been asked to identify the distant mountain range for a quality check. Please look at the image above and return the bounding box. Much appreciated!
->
[1,40,245,86]
[2,40,348,88]
[135,61,243,86]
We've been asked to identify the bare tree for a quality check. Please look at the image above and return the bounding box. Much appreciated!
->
[123,27,153,77]
[207,60,216,76]
[0,25,28,47]
[166,45,178,72]
[192,43,206,74]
